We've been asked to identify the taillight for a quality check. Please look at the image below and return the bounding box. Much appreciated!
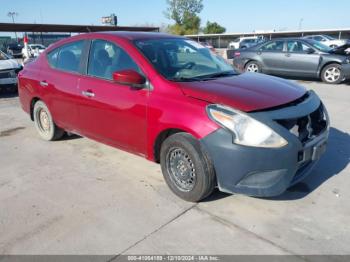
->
[234,52,241,57]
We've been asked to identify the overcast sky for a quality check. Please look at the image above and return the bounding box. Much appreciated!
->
[1,0,349,34]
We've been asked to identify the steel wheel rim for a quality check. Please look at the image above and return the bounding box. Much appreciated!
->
[247,63,259,72]
[166,147,196,192]
[37,108,51,133]
[325,67,341,82]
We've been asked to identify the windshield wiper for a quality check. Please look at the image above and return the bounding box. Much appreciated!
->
[169,71,237,82]
[169,76,204,82]
[200,71,237,79]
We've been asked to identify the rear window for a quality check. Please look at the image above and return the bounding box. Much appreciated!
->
[47,41,84,73]
[260,41,284,52]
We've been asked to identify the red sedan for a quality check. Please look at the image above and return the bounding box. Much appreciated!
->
[18,32,329,202]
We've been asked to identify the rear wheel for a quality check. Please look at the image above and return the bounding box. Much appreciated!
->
[245,61,261,73]
[321,63,343,84]
[160,133,216,202]
[33,100,64,141]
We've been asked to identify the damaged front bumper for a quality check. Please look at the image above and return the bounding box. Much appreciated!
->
[200,90,330,197]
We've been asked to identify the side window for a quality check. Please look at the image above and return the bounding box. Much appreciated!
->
[88,39,140,80]
[287,41,311,53]
[260,41,284,52]
[314,36,323,42]
[56,41,84,73]
[47,48,60,68]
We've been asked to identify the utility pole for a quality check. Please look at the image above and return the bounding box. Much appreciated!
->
[7,11,18,41]
[298,18,304,31]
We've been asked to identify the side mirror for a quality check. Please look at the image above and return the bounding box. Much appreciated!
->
[112,70,146,88]
[306,48,315,54]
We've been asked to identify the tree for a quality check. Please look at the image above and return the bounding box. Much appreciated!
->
[165,0,203,35]
[203,21,226,34]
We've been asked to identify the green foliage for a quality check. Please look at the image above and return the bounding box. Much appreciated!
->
[203,21,226,34]
[165,0,203,35]
[165,0,203,24]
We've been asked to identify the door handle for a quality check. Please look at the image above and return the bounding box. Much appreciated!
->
[40,81,48,87]
[82,90,95,98]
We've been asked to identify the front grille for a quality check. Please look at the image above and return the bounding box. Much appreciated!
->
[0,71,11,79]
[276,104,327,144]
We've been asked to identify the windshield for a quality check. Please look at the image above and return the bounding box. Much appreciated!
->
[134,38,235,81]
[306,40,333,52]
[0,51,10,60]
[323,35,335,40]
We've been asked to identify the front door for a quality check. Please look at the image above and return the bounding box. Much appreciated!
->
[77,39,148,155]
[283,40,320,77]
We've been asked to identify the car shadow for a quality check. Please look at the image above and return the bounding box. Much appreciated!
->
[59,133,82,141]
[268,127,350,201]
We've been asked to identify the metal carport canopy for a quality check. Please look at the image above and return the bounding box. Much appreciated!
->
[0,22,159,33]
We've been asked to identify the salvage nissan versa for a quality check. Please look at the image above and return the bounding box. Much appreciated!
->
[18,32,330,202]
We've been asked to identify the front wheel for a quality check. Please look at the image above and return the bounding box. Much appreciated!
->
[33,100,65,141]
[245,61,261,73]
[321,64,343,84]
[160,133,216,202]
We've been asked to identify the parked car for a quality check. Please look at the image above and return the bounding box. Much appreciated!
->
[199,41,215,52]
[303,35,347,48]
[228,36,259,50]
[22,44,46,59]
[239,38,266,49]
[18,32,329,202]
[0,50,22,92]
[6,43,23,58]
[233,38,350,84]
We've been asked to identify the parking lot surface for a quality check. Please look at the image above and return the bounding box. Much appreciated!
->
[0,81,349,256]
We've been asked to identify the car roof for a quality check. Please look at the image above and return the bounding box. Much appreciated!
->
[91,31,184,41]
[267,37,309,41]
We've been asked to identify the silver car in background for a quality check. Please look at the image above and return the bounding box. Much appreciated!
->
[232,38,350,84]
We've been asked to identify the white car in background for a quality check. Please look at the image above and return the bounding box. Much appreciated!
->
[22,44,46,59]
[303,35,348,48]
[228,36,259,49]
[0,50,22,92]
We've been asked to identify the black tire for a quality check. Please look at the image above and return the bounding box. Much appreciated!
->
[245,61,261,73]
[160,133,216,202]
[33,100,64,141]
[321,63,343,84]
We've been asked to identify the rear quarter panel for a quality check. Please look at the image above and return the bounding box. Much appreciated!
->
[18,59,42,116]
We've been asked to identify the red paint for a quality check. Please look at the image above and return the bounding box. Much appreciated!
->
[113,70,146,86]
[18,32,306,162]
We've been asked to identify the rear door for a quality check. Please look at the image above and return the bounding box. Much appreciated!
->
[257,40,286,74]
[283,40,320,77]
[77,39,148,155]
[41,40,86,132]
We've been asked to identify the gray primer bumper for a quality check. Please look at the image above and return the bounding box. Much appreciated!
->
[342,63,350,79]
[200,90,330,197]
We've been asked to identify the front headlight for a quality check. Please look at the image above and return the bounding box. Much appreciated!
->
[207,104,288,148]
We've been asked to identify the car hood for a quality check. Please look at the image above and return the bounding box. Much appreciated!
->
[178,73,306,112]
[329,43,350,55]
[0,59,21,70]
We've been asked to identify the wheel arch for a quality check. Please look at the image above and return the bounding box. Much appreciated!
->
[153,128,189,163]
[244,59,260,69]
[319,61,341,77]
[30,97,41,121]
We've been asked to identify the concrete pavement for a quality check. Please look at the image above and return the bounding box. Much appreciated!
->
[0,81,349,256]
